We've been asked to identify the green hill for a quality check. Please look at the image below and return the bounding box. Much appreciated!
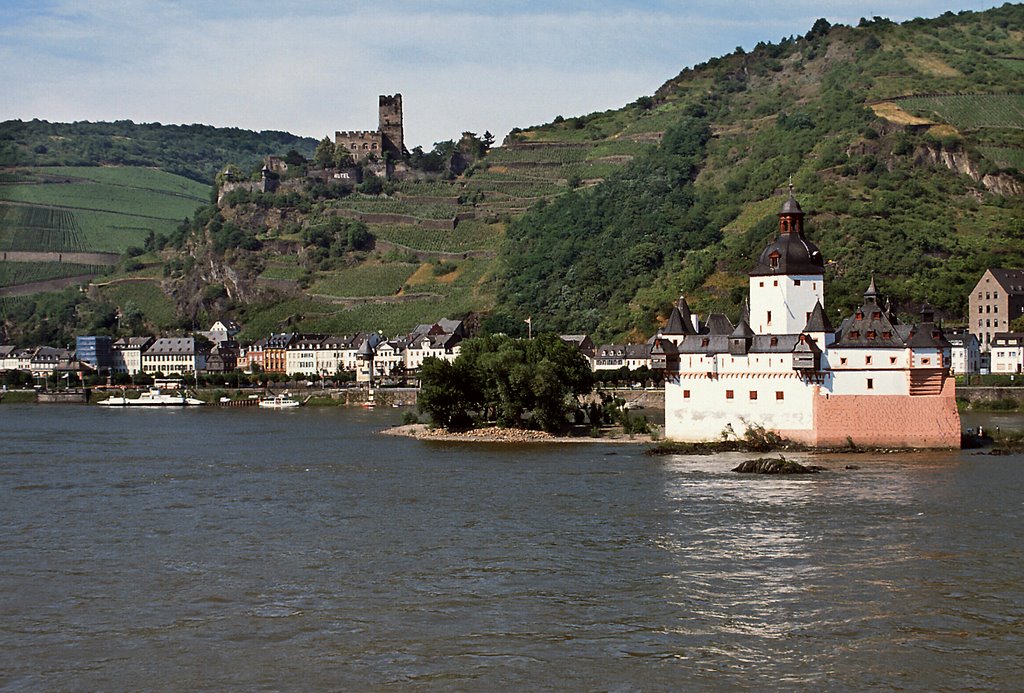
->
[0,120,318,183]
[493,5,1024,338]
[3,5,1024,346]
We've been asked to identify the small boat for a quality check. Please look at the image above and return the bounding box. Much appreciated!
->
[258,393,301,409]
[98,388,204,407]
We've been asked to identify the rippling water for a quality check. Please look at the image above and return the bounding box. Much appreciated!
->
[1,405,1022,690]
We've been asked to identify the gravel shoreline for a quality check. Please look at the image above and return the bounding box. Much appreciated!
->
[382,423,657,444]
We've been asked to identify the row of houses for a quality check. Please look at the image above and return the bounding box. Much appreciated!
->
[1,319,467,382]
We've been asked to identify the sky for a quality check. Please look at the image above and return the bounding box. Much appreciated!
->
[0,1,995,149]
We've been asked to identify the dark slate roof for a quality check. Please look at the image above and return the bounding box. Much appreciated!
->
[751,231,825,277]
[650,336,678,356]
[672,333,802,355]
[704,313,734,335]
[906,323,953,350]
[730,318,755,339]
[832,281,906,348]
[781,190,803,214]
[803,300,833,333]
[750,192,824,277]
[625,344,651,358]
[664,307,685,334]
[990,268,1024,294]
[664,297,698,335]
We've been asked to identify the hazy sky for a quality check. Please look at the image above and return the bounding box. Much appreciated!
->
[0,1,991,148]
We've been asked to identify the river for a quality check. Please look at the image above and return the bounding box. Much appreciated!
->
[1,405,1022,690]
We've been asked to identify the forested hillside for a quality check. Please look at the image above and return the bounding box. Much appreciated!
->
[493,5,1024,338]
[0,120,317,183]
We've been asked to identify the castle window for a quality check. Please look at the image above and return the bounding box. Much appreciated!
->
[872,311,881,320]
[726,390,734,400]
[883,331,891,339]
[683,390,690,399]
[856,311,863,320]
[867,378,874,390]
[890,357,897,365]
[773,280,779,287]
[749,391,757,400]
[769,252,780,270]
[775,391,784,400]
[363,144,369,150]
[767,311,772,325]
[867,331,876,340]
[922,357,931,365]
[759,281,764,287]
[770,336,778,346]
[850,330,860,339]
[350,143,357,149]
[840,357,848,365]
[701,338,709,347]
[372,143,378,150]
[865,355,872,365]
[794,280,801,286]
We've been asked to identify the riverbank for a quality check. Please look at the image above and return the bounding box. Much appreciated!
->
[383,423,659,444]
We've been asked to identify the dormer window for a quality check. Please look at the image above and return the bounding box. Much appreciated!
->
[855,311,863,320]
[769,252,780,270]
[872,311,881,320]
[867,331,876,340]
[882,331,892,340]
[701,338,709,347]
[850,330,860,339]
[770,336,778,347]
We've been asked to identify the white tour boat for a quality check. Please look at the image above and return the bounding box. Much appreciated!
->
[258,393,302,409]
[98,388,205,407]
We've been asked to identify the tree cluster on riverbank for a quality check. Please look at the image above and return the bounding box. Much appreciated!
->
[417,334,593,432]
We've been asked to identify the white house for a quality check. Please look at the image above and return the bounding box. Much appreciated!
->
[945,331,981,376]
[141,337,206,376]
[989,332,1024,374]
[112,336,155,375]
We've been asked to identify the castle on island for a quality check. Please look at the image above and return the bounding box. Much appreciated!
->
[654,188,961,448]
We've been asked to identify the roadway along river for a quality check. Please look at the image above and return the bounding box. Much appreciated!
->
[1,405,1022,690]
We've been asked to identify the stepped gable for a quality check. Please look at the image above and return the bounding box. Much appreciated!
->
[832,279,906,348]
[750,187,824,277]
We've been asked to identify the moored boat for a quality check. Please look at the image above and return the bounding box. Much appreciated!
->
[258,393,302,409]
[98,388,204,407]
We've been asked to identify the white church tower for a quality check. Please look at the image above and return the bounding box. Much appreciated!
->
[748,187,825,335]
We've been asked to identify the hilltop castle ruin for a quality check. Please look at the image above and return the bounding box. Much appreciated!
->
[335,94,406,162]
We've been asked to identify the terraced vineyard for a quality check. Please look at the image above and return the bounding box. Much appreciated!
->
[894,93,1024,130]
[370,221,502,253]
[309,262,419,298]
[0,261,104,287]
[0,205,83,251]
[329,196,458,220]
[0,166,209,253]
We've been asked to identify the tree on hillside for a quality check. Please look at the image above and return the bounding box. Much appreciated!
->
[313,136,336,168]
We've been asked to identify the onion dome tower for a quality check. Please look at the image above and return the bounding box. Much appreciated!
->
[748,185,826,335]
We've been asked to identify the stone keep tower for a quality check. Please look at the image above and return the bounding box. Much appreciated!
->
[378,94,405,157]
